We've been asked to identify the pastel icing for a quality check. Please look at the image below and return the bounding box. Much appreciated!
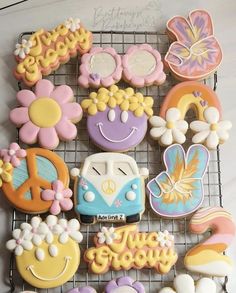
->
[71,152,149,224]
[159,274,216,293]
[81,85,153,151]
[0,159,12,187]
[0,142,26,167]
[1,147,69,213]
[147,144,210,218]
[165,9,222,81]
[14,18,92,86]
[84,224,177,274]
[184,207,236,276]
[105,276,145,293]
[78,47,122,88]
[10,79,83,149]
[6,215,83,288]
[122,44,166,87]
[66,287,97,293]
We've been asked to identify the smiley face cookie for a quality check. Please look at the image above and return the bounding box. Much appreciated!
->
[81,85,154,152]
[6,215,83,289]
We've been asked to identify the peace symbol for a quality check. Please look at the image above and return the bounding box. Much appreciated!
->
[101,179,116,195]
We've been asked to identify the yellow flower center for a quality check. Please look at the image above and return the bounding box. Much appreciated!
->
[141,102,146,107]
[109,92,113,97]
[210,123,218,131]
[166,121,175,129]
[124,94,129,99]
[29,97,61,128]
[93,98,98,104]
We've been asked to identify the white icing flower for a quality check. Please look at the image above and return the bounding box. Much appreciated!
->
[149,108,188,146]
[43,215,62,244]
[57,218,83,244]
[97,227,117,245]
[14,39,32,59]
[6,229,33,256]
[190,107,232,149]
[20,217,45,246]
[64,17,80,32]
[156,230,174,248]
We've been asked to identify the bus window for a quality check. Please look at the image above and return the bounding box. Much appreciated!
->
[87,162,107,175]
[113,162,134,176]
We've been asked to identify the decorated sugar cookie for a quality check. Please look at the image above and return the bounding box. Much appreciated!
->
[14,17,92,86]
[105,276,145,293]
[122,44,166,87]
[0,143,70,214]
[6,215,83,288]
[159,274,216,293]
[78,47,122,88]
[84,224,177,274]
[147,144,209,218]
[81,85,153,152]
[67,287,97,293]
[71,152,149,224]
[165,9,222,81]
[10,79,82,149]
[184,207,236,277]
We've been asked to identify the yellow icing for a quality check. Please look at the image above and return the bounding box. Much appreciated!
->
[85,225,177,274]
[0,160,12,187]
[210,123,218,131]
[166,121,175,129]
[29,98,61,128]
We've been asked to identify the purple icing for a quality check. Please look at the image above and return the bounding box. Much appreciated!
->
[192,91,202,97]
[105,276,145,293]
[89,73,100,81]
[200,100,208,107]
[87,106,148,151]
[66,287,96,293]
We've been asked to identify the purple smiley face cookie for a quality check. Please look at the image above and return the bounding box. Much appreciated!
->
[81,85,154,152]
[105,276,145,293]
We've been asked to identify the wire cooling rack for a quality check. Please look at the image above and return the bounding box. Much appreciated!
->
[8,31,227,293]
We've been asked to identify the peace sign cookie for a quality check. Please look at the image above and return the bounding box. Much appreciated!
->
[0,143,70,213]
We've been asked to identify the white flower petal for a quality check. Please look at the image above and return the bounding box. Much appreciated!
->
[218,120,232,131]
[32,234,42,246]
[46,215,58,227]
[159,288,175,293]
[160,129,173,146]
[172,128,186,144]
[101,227,108,233]
[204,107,219,124]
[217,129,229,142]
[15,245,24,256]
[58,219,68,229]
[20,223,32,231]
[12,229,21,240]
[98,234,106,244]
[150,127,166,139]
[149,116,166,127]
[174,274,195,293]
[38,222,50,235]
[69,231,83,243]
[59,232,69,244]
[19,49,26,59]
[45,232,54,244]
[31,216,41,228]
[192,130,210,144]
[175,120,188,133]
[206,131,219,149]
[166,107,180,122]
[190,121,210,132]
[21,240,33,251]
[160,240,166,247]
[195,277,216,293]
[68,219,80,231]
[14,48,21,55]
[106,236,113,245]
[6,239,17,251]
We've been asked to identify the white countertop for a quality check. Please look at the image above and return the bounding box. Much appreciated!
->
[0,0,235,292]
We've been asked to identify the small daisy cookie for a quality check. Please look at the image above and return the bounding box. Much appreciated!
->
[105,276,145,293]
[10,79,83,149]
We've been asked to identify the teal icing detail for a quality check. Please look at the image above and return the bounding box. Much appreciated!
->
[13,159,29,189]
[36,156,58,182]
[24,190,32,200]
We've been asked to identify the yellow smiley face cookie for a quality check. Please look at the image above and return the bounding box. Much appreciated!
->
[6,215,83,289]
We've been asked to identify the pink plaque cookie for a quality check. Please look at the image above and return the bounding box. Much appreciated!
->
[122,44,166,87]
[78,47,122,88]
[165,9,222,81]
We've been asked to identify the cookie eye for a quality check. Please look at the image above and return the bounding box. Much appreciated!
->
[35,248,45,261]
[49,244,58,257]
[108,109,116,122]
[121,111,128,123]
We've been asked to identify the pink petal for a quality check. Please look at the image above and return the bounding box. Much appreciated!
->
[55,119,77,141]
[35,79,54,97]
[41,190,56,201]
[61,103,82,121]
[52,180,64,193]
[10,108,29,126]
[62,188,73,198]
[38,127,59,149]
[11,156,21,167]
[19,121,40,144]
[15,149,27,158]
[50,85,73,105]
[0,150,8,157]
[2,154,11,163]
[9,142,20,151]
[50,200,61,215]
[59,198,73,211]
[17,90,36,106]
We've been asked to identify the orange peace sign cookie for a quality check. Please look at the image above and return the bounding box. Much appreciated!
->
[1,147,69,213]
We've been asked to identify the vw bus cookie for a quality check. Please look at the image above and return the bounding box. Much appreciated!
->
[71,153,149,224]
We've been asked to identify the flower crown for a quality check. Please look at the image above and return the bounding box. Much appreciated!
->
[81,85,154,117]
[6,215,83,257]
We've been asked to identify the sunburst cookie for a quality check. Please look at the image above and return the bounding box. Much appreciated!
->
[81,85,153,152]
[6,215,83,289]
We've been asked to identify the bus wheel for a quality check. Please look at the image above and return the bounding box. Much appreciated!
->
[126,213,140,223]
[80,214,95,224]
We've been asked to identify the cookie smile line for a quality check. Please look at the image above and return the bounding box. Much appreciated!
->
[27,256,71,281]
[96,122,137,143]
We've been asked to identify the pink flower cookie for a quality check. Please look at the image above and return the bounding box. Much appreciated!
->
[0,142,26,167]
[78,47,122,88]
[122,44,166,87]
[41,180,73,215]
[10,79,83,149]
[165,9,223,81]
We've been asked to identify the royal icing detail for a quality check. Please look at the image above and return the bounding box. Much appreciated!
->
[147,144,209,218]
[0,142,26,167]
[165,9,222,81]
[149,108,188,146]
[81,85,153,151]
[71,153,149,224]
[190,106,232,149]
[105,276,145,293]
[122,44,166,87]
[41,180,73,215]
[14,18,92,86]
[159,274,216,293]
[1,146,69,213]
[6,215,82,288]
[84,224,177,274]
[78,47,122,88]
[10,79,82,150]
[184,207,236,277]
[66,287,97,293]
[97,227,117,245]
